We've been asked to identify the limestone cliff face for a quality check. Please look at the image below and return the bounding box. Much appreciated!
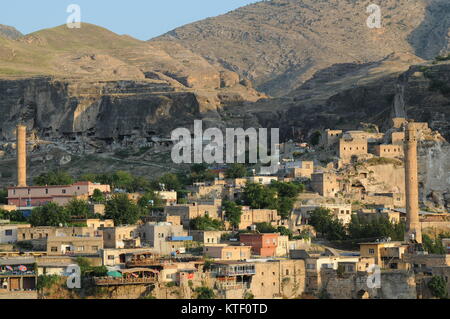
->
[322,270,417,299]
[0,77,208,143]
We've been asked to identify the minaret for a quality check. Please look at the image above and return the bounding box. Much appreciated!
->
[404,122,422,243]
[16,125,27,187]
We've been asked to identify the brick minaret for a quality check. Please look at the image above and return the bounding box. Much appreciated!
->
[16,125,27,187]
[404,123,422,243]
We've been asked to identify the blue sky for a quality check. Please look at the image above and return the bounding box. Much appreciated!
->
[0,0,257,40]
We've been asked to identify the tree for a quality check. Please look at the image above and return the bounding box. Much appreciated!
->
[64,199,92,219]
[138,191,164,210]
[223,201,242,229]
[189,164,216,183]
[428,276,448,299]
[242,182,277,210]
[255,222,277,233]
[0,188,7,204]
[34,170,74,186]
[225,163,248,179]
[2,210,26,222]
[277,226,293,239]
[423,234,446,255]
[269,181,304,219]
[29,202,70,227]
[190,216,224,231]
[309,208,346,240]
[105,194,141,226]
[195,287,215,299]
[158,173,182,191]
[348,215,404,241]
[91,189,106,203]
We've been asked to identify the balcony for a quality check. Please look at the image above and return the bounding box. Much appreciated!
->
[213,265,256,277]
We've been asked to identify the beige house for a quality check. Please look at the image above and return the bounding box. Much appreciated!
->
[338,137,368,162]
[47,234,103,256]
[373,144,404,158]
[323,129,343,148]
[156,191,178,204]
[102,226,141,249]
[237,207,281,230]
[293,203,353,227]
[7,181,110,208]
[0,223,31,244]
[189,230,227,244]
[247,176,278,185]
[311,172,340,198]
[204,244,252,261]
[165,203,221,228]
[359,241,409,270]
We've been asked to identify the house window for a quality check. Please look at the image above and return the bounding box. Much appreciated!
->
[5,230,13,236]
[92,246,98,251]
[62,189,66,194]
[368,248,375,255]
[77,246,85,252]
[51,247,57,252]
[45,189,48,194]
[108,255,115,260]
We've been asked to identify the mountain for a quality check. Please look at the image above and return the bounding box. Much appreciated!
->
[0,23,264,143]
[0,24,22,40]
[155,0,450,96]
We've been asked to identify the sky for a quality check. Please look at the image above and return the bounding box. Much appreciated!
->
[0,0,257,40]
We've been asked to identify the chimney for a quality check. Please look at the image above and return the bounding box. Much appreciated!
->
[404,122,422,243]
[16,125,27,187]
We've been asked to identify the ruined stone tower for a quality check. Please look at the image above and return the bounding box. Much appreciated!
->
[16,124,27,187]
[404,122,422,243]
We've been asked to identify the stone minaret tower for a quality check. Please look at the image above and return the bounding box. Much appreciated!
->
[404,122,422,243]
[16,124,27,187]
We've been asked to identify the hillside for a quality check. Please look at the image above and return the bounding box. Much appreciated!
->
[0,24,22,39]
[155,0,450,96]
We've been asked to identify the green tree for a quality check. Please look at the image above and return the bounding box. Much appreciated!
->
[255,222,277,233]
[223,201,243,229]
[91,189,106,203]
[190,216,224,231]
[0,188,7,204]
[10,210,26,222]
[195,287,215,299]
[269,181,304,219]
[348,215,404,241]
[105,194,142,226]
[158,173,182,191]
[64,199,92,219]
[277,226,293,239]
[138,191,164,210]
[423,234,446,255]
[428,276,448,299]
[189,164,216,183]
[29,202,70,227]
[309,208,347,240]
[242,182,277,209]
[225,164,247,179]
[34,170,74,186]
